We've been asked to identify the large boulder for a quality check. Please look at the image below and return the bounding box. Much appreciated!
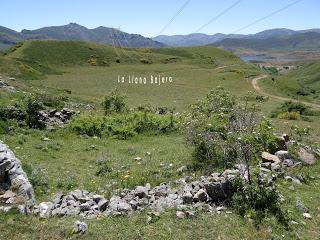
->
[0,141,35,213]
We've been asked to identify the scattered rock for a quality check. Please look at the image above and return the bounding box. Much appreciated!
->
[262,152,281,164]
[182,192,193,204]
[205,179,234,202]
[177,166,187,173]
[216,206,227,212]
[134,186,149,199]
[296,200,309,213]
[39,202,53,218]
[176,211,186,219]
[298,148,316,165]
[193,189,208,202]
[282,134,290,142]
[303,212,312,219]
[73,220,88,234]
[285,176,302,185]
[275,151,291,161]
[282,159,294,168]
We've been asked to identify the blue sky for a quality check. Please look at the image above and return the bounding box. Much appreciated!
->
[1,0,319,37]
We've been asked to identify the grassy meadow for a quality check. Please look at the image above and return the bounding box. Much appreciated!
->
[0,40,319,239]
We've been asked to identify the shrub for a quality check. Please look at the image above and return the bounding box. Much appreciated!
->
[185,87,278,174]
[279,101,313,116]
[29,166,49,193]
[70,111,179,139]
[271,101,316,120]
[95,153,112,176]
[87,57,97,66]
[0,105,26,121]
[104,112,178,139]
[35,93,66,109]
[140,58,152,64]
[296,87,316,96]
[277,111,300,120]
[231,176,289,227]
[70,115,105,137]
[26,97,46,129]
[103,89,127,115]
[56,172,78,190]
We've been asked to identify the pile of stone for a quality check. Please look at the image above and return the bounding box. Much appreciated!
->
[33,169,238,219]
[0,141,35,213]
[38,108,79,129]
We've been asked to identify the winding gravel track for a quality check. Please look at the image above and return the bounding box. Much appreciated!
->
[251,75,320,109]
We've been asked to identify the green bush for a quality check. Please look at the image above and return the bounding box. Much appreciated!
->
[103,89,127,115]
[70,111,179,139]
[277,111,300,120]
[56,172,78,190]
[95,153,112,176]
[271,101,317,120]
[29,166,49,194]
[185,87,278,170]
[35,93,66,109]
[26,97,46,129]
[0,105,26,121]
[231,176,289,227]
[70,115,105,137]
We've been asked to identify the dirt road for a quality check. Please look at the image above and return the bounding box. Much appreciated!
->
[251,75,320,109]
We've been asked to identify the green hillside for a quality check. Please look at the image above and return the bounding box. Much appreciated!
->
[214,32,320,52]
[0,40,260,110]
[261,61,320,104]
[7,40,242,66]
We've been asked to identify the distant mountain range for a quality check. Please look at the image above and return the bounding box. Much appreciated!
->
[2,25,320,53]
[153,28,320,51]
[0,23,165,50]
[213,32,320,52]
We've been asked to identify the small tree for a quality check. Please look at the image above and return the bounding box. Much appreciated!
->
[103,89,127,115]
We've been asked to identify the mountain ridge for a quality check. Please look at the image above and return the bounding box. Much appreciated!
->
[213,32,320,52]
[0,23,165,50]
[153,28,320,47]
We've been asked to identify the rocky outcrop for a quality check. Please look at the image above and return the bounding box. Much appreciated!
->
[38,108,79,129]
[0,141,35,213]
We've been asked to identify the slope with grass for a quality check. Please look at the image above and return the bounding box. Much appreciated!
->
[1,40,260,110]
[260,61,320,105]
